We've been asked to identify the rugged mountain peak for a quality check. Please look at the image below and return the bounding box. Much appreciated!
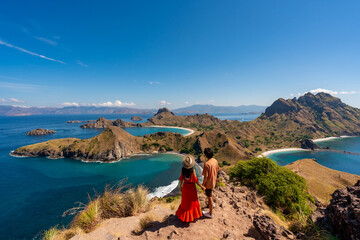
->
[156,107,174,115]
[264,98,299,116]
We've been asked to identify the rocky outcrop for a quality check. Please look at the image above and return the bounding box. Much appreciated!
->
[299,139,320,150]
[25,128,56,136]
[253,214,295,240]
[80,117,141,129]
[131,116,143,121]
[326,180,360,240]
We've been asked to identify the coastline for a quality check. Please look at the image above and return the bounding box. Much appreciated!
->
[313,135,355,143]
[260,148,310,157]
[150,125,195,136]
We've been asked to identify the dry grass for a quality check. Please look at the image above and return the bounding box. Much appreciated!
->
[286,158,360,205]
[41,184,150,240]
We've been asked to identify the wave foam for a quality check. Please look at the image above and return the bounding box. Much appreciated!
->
[148,180,179,199]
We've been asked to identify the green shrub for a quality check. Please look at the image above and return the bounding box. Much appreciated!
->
[222,160,231,166]
[230,157,314,219]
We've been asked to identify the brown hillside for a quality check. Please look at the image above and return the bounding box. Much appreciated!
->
[286,158,360,205]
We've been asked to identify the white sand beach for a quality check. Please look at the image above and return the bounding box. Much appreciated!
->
[260,148,310,157]
[313,136,354,143]
[150,125,195,136]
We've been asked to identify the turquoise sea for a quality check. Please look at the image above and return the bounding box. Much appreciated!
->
[0,113,259,239]
[267,137,360,175]
[0,114,193,239]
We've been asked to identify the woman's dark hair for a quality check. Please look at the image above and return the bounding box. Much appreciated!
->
[204,148,214,159]
[182,167,193,179]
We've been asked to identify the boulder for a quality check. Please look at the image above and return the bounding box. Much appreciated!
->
[299,139,320,150]
[253,214,295,240]
[325,180,360,240]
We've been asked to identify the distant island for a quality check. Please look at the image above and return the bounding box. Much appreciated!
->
[12,92,360,164]
[25,128,56,136]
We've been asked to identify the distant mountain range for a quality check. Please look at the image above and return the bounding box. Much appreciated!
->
[172,104,266,114]
[0,104,266,116]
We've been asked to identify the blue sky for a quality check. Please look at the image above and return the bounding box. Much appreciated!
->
[1,1,360,109]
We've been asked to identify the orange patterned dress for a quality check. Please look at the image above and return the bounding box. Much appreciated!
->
[176,172,202,222]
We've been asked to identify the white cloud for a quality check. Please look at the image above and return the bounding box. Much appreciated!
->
[96,100,135,107]
[306,88,358,96]
[185,101,189,105]
[62,102,80,107]
[76,60,88,67]
[290,93,294,97]
[149,81,160,85]
[0,98,25,104]
[159,100,171,106]
[9,98,24,103]
[62,100,135,107]
[0,40,65,64]
[208,99,215,103]
[34,36,58,46]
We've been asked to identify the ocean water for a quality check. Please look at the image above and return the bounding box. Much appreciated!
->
[268,137,360,175]
[0,114,193,239]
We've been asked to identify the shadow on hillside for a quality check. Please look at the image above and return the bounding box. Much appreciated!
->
[134,213,202,236]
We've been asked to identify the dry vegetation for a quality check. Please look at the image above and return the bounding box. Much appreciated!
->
[286,158,360,205]
[41,184,150,240]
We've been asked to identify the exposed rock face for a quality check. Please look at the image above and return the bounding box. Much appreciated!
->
[299,139,320,150]
[253,214,295,240]
[326,180,360,240]
[25,128,56,136]
[14,127,143,162]
[131,116,143,121]
[80,117,141,128]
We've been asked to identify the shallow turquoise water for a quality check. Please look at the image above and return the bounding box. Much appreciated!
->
[268,137,360,175]
[0,114,192,239]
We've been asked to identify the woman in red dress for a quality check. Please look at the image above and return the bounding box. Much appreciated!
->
[176,155,205,222]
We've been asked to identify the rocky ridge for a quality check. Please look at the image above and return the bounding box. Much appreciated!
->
[70,171,295,240]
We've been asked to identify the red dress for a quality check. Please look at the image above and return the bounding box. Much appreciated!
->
[176,172,202,222]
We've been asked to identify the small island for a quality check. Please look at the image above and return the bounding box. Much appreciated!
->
[25,128,56,136]
[131,116,143,121]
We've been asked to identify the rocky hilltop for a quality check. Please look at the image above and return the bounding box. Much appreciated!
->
[25,128,56,136]
[258,92,360,138]
[14,127,143,162]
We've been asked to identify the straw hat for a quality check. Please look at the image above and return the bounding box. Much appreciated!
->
[182,155,195,169]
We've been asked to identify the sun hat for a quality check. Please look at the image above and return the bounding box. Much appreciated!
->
[182,155,195,169]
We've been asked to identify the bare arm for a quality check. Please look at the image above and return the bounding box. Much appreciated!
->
[179,180,183,191]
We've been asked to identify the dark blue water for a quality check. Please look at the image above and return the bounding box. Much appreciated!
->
[0,114,191,240]
[268,137,360,175]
